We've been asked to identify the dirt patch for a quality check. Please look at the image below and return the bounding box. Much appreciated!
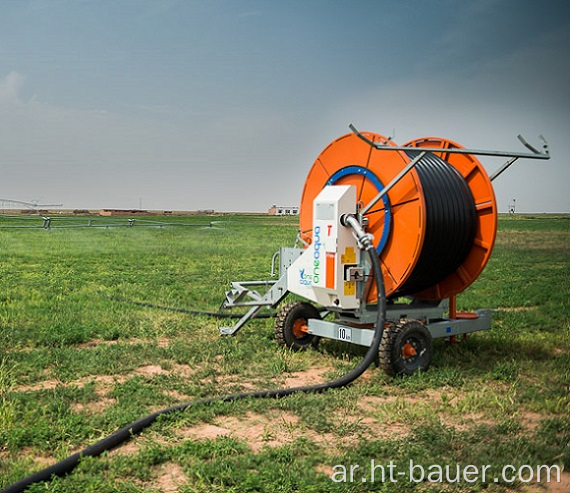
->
[315,464,334,478]
[519,411,545,431]
[199,367,332,393]
[167,363,196,379]
[353,369,375,384]
[14,364,327,395]
[449,413,497,432]
[15,379,61,392]
[358,394,398,412]
[107,431,173,458]
[152,462,186,492]
[369,421,410,439]
[6,347,34,354]
[358,390,506,434]
[182,423,232,440]
[354,415,409,440]
[358,389,445,412]
[14,363,195,393]
[16,448,55,468]
[517,471,570,493]
[163,389,192,401]
[329,406,411,441]
[87,374,129,393]
[546,471,570,493]
[180,411,301,452]
[108,439,141,457]
[11,337,173,354]
[284,367,329,387]
[71,397,116,414]
[135,365,169,377]
[202,373,258,391]
[76,337,172,350]
[33,455,54,467]
[498,306,539,313]
[359,392,550,435]
[178,410,337,453]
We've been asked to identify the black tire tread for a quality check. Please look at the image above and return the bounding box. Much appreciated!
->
[274,301,319,350]
[378,318,433,376]
[378,322,398,377]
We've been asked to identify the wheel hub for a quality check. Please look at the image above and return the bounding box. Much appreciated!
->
[401,342,417,359]
[292,318,309,339]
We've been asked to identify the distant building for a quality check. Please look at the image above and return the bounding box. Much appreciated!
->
[99,209,149,216]
[268,205,299,216]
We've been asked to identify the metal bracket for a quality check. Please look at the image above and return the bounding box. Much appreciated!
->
[219,275,289,336]
[222,280,282,308]
[489,134,550,181]
[490,157,518,182]
[270,251,280,277]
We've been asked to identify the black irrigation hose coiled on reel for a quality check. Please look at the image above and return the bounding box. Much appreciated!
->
[398,150,477,296]
[1,239,387,493]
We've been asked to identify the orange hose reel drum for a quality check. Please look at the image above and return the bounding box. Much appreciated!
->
[299,132,427,298]
[403,137,498,300]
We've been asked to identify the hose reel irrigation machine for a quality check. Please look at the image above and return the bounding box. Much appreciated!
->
[220,125,550,376]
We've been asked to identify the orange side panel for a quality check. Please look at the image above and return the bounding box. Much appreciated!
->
[326,252,335,289]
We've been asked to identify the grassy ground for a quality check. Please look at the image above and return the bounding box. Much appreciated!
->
[0,214,568,492]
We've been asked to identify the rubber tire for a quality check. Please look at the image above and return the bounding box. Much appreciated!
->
[379,319,433,376]
[275,301,320,350]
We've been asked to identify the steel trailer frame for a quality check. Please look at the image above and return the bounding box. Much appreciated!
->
[220,246,493,344]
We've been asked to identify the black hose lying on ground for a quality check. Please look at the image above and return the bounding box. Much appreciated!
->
[2,231,386,493]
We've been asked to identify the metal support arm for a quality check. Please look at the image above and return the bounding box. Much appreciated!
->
[349,124,550,160]
[219,274,289,336]
[360,151,426,216]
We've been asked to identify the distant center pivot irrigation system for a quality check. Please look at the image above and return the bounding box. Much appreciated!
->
[2,124,549,493]
[0,198,64,209]
[0,214,216,230]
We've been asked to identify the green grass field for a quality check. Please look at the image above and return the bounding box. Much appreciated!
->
[0,214,568,492]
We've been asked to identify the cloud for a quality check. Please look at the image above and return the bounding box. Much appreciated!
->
[0,71,25,104]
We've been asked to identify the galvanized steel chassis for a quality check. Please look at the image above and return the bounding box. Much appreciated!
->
[219,247,493,343]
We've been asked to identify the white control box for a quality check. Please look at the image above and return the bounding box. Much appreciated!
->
[288,185,361,309]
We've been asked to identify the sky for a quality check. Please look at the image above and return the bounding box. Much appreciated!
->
[0,0,569,213]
